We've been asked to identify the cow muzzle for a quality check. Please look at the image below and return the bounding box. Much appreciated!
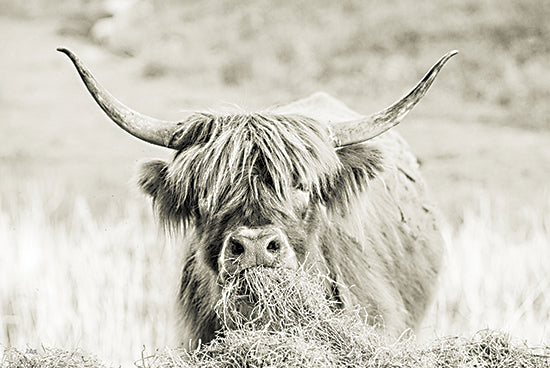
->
[219,226,297,280]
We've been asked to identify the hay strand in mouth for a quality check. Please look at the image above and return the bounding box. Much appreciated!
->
[210,266,392,366]
[215,266,336,332]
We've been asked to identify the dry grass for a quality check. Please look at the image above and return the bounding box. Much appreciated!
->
[2,267,550,367]
[0,182,549,366]
[0,186,179,366]
[4,331,549,368]
[2,347,111,368]
[1,191,549,367]
[425,196,550,345]
[142,267,549,367]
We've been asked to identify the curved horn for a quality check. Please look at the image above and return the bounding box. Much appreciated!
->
[57,47,179,148]
[332,50,458,147]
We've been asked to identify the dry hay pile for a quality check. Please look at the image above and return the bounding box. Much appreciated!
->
[3,267,550,367]
[1,347,109,368]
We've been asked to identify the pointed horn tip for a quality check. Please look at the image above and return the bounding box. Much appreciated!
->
[56,47,69,55]
[443,50,459,60]
[430,50,458,71]
[57,47,78,62]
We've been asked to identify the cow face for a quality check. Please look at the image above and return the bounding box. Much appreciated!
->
[138,112,347,281]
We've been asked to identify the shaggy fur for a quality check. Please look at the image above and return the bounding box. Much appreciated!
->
[138,96,443,349]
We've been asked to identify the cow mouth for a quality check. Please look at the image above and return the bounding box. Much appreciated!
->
[235,264,278,278]
[219,264,287,285]
[215,266,334,331]
[219,266,280,311]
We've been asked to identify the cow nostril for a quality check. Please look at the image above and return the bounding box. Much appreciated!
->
[229,238,245,256]
[266,239,281,253]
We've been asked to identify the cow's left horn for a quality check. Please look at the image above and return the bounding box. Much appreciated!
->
[57,47,179,148]
[332,50,458,147]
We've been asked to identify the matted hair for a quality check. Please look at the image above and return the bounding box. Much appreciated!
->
[139,111,384,230]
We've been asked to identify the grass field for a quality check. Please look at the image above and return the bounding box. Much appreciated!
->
[1,188,548,365]
[1,0,549,366]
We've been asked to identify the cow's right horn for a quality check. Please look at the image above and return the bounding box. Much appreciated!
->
[58,47,180,148]
[331,50,458,147]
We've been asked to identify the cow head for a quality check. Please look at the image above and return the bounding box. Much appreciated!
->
[137,110,344,281]
[58,46,455,289]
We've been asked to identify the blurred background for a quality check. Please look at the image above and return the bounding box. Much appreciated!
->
[1,0,549,365]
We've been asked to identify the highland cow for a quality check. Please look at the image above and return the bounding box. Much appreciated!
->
[59,47,456,349]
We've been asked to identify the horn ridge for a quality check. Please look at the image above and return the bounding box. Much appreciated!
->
[332,50,458,147]
[57,47,179,148]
